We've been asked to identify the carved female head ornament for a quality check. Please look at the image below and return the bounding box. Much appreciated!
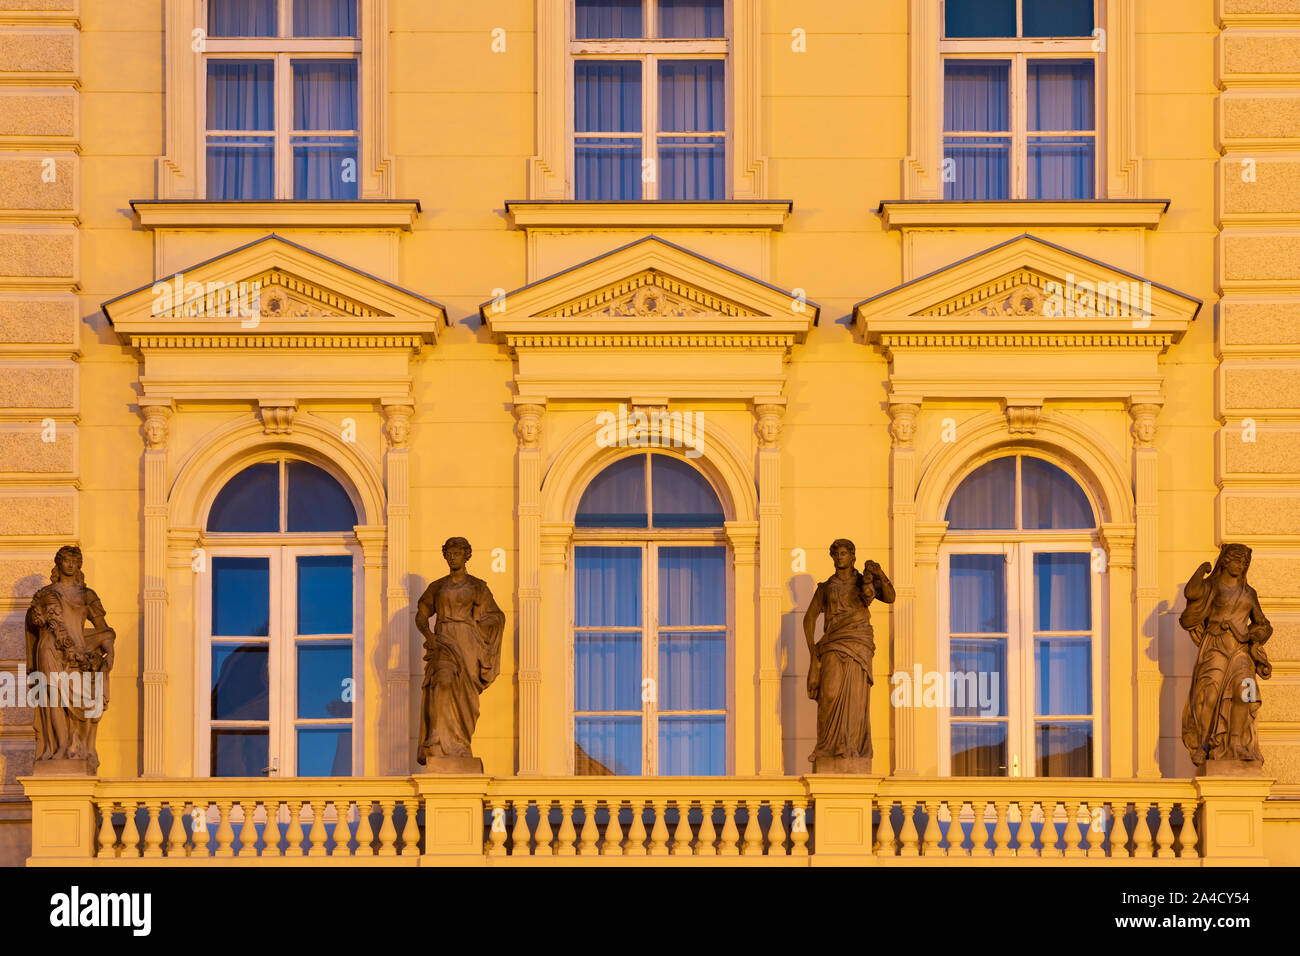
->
[50,545,85,585]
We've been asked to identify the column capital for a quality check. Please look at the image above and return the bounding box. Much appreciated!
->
[140,400,175,450]
[1127,399,1163,448]
[753,400,785,448]
[382,403,415,449]
[888,401,921,446]
[514,399,546,448]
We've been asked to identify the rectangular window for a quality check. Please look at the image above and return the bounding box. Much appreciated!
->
[571,0,728,200]
[203,0,359,199]
[941,0,1098,200]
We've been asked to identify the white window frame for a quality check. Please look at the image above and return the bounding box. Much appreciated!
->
[937,454,1108,779]
[568,0,729,200]
[568,456,734,776]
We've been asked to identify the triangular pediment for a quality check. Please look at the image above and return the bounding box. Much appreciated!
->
[484,236,818,339]
[104,234,446,344]
[853,235,1201,342]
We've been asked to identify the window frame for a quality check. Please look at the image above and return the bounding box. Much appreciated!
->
[568,453,734,776]
[937,453,1107,779]
[568,0,730,201]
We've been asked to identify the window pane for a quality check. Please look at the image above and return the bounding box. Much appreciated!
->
[292,0,357,36]
[1036,636,1091,715]
[575,716,642,774]
[576,0,643,39]
[1028,136,1094,200]
[212,557,270,636]
[944,0,1015,38]
[658,632,725,710]
[206,136,275,200]
[286,461,357,532]
[293,60,358,130]
[944,136,1011,200]
[950,638,1006,717]
[298,642,352,718]
[211,643,269,719]
[1023,0,1094,37]
[211,729,269,776]
[658,546,725,626]
[574,632,641,711]
[297,726,352,776]
[944,60,1010,201]
[208,60,274,130]
[575,61,642,200]
[949,554,1007,633]
[651,456,724,527]
[293,135,359,199]
[1033,553,1091,631]
[1036,721,1092,776]
[658,0,724,38]
[209,462,279,532]
[659,715,724,775]
[1029,60,1094,131]
[297,555,353,634]
[1021,458,1094,529]
[951,722,1008,775]
[576,455,647,527]
[946,457,1015,530]
[658,61,725,200]
[209,0,277,37]
[574,547,642,627]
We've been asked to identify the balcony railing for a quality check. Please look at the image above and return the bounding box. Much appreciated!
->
[21,773,1273,865]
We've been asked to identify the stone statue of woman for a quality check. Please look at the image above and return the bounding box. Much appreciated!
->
[804,539,895,773]
[414,537,505,772]
[23,545,116,774]
[1181,543,1272,769]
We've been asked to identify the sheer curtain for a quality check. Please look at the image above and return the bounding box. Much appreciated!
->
[576,0,643,39]
[293,0,357,37]
[1033,553,1092,775]
[575,61,643,200]
[1021,457,1094,529]
[946,457,1015,530]
[206,60,274,200]
[209,0,277,37]
[658,60,725,200]
[1028,59,1095,199]
[944,60,1010,200]
[657,547,725,775]
[292,59,358,199]
[658,0,724,38]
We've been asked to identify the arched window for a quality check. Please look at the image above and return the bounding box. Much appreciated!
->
[941,454,1099,778]
[572,453,728,775]
[202,456,360,778]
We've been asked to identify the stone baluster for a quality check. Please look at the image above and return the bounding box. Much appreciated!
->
[741,802,763,856]
[790,801,810,857]
[945,801,965,855]
[601,801,623,856]
[165,802,187,858]
[355,801,375,856]
[486,803,508,856]
[875,799,895,856]
[719,800,741,856]
[1133,802,1154,858]
[1155,800,1176,859]
[625,801,649,856]
[306,800,327,857]
[1081,804,1100,858]
[555,800,577,856]
[649,801,670,856]
[332,801,352,857]
[921,801,943,857]
[285,800,306,857]
[971,801,992,857]
[577,801,599,855]
[534,801,555,855]
[696,801,719,856]
[142,801,164,858]
[510,801,531,856]
[376,799,397,856]
[1109,801,1130,858]
[97,802,117,858]
[1040,801,1060,857]
[1178,801,1200,859]
[400,800,421,856]
[1014,801,1034,857]
[898,800,921,857]
[671,801,694,855]
[1062,801,1084,858]
[210,801,233,857]
[766,801,788,856]
[992,801,1013,857]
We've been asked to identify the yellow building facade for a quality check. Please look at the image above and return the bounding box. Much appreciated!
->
[2,0,1299,865]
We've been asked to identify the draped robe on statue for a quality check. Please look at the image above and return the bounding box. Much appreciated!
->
[810,572,876,762]
[417,575,505,763]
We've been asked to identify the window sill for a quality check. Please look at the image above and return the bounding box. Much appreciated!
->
[131,200,422,230]
[505,200,792,231]
[877,200,1169,230]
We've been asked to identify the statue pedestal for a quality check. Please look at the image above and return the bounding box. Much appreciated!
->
[422,755,484,774]
[1198,759,1265,777]
[812,756,872,774]
[31,758,94,777]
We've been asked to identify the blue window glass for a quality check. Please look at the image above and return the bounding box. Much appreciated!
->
[575,61,643,200]
[1023,0,1093,37]
[287,461,357,532]
[1033,552,1091,631]
[945,457,1015,530]
[206,61,275,200]
[297,727,352,776]
[951,722,1008,775]
[296,555,353,634]
[212,729,269,776]
[1027,60,1095,200]
[208,462,279,532]
[659,0,724,38]
[293,0,357,37]
[575,632,641,711]
[576,455,647,528]
[944,60,1011,200]
[658,632,724,711]
[575,547,642,627]
[1036,721,1092,776]
[1021,458,1094,529]
[659,715,724,775]
[949,554,1007,633]
[658,60,725,201]
[944,0,1015,38]
[1036,636,1091,715]
[949,637,1007,717]
[292,60,359,200]
[651,457,723,527]
[297,642,353,718]
[212,557,271,636]
[575,716,642,775]
[658,546,725,626]
[576,0,643,39]
[209,0,277,37]
[211,644,269,720]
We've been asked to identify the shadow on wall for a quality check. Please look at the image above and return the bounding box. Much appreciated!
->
[781,574,817,775]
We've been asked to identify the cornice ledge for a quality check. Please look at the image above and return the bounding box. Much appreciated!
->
[877,199,1169,230]
[505,200,793,231]
[130,199,423,230]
